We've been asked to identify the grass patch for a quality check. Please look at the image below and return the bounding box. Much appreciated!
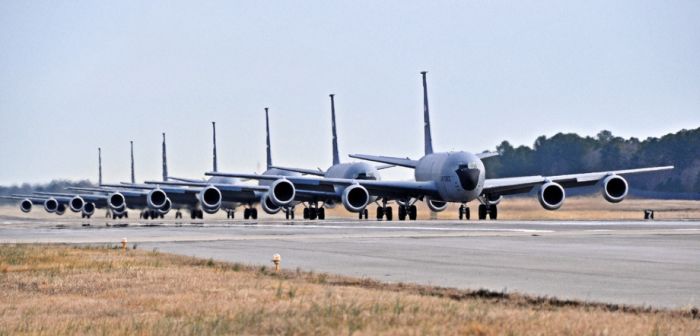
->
[0,244,698,335]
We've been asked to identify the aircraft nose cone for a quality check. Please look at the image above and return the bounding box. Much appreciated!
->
[455,164,480,191]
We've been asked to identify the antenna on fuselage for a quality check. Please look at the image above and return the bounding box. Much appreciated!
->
[421,71,434,155]
[330,94,340,165]
[98,147,102,185]
[162,132,168,181]
[265,107,272,170]
[212,121,218,172]
[130,140,135,184]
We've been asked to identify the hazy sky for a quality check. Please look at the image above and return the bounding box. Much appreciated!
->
[1,1,698,185]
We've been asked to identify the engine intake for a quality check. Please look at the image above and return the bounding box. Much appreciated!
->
[69,196,85,213]
[147,188,168,209]
[20,199,32,213]
[44,198,58,213]
[260,193,281,215]
[342,185,370,213]
[82,202,96,217]
[108,192,126,211]
[198,186,222,214]
[426,198,448,212]
[538,182,565,210]
[602,175,628,203]
[269,179,296,206]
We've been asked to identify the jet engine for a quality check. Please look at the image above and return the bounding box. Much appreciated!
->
[198,186,222,214]
[260,193,282,215]
[157,198,172,215]
[426,198,449,212]
[55,203,66,216]
[602,175,628,203]
[82,202,96,217]
[269,179,296,207]
[20,199,32,213]
[323,199,337,209]
[341,184,370,213]
[108,192,126,211]
[44,198,58,213]
[147,188,168,209]
[485,194,503,205]
[111,205,127,217]
[538,182,565,210]
[69,196,85,213]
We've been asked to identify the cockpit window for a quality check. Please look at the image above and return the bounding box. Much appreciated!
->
[455,164,480,190]
[355,173,377,180]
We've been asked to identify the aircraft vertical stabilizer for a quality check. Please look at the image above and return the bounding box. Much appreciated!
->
[421,71,434,155]
[130,141,136,184]
[330,94,340,165]
[98,147,103,185]
[265,108,273,170]
[162,133,168,181]
[212,122,218,172]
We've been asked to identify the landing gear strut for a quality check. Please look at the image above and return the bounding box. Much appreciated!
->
[175,211,182,219]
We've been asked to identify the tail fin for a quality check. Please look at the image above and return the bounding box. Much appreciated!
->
[162,133,168,181]
[212,121,218,172]
[421,71,434,155]
[330,94,340,165]
[130,141,136,183]
[265,107,272,169]
[98,147,102,185]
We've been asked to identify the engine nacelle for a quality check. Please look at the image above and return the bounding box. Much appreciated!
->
[157,198,172,215]
[108,192,126,211]
[426,198,449,212]
[485,194,503,205]
[341,184,370,213]
[538,182,565,211]
[260,193,282,215]
[44,198,58,213]
[55,203,66,216]
[269,179,296,207]
[82,202,96,217]
[69,196,85,213]
[198,186,222,214]
[20,199,32,213]
[602,175,628,203]
[147,188,168,209]
[323,199,337,209]
[111,206,127,217]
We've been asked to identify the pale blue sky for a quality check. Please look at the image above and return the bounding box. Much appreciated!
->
[1,1,698,184]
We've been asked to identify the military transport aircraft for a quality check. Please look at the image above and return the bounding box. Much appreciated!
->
[207,72,673,220]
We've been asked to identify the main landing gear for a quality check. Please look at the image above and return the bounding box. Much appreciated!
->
[243,207,258,220]
[358,208,369,219]
[458,204,470,220]
[477,204,498,220]
[141,210,165,220]
[376,199,416,221]
[303,203,325,220]
[226,209,235,219]
[190,209,204,220]
[285,207,295,220]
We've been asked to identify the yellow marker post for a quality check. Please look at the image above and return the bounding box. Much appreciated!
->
[272,254,281,272]
[121,237,128,255]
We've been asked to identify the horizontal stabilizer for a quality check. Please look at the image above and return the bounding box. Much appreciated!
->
[349,154,418,168]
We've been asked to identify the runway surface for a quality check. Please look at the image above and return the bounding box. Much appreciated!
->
[2,217,699,308]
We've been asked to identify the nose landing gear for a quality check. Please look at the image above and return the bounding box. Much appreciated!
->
[458,204,470,220]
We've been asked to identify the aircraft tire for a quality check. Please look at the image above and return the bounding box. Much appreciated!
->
[465,207,470,220]
[478,204,487,220]
[318,207,325,220]
[409,205,417,220]
[488,205,497,220]
[251,208,258,220]
[376,206,385,220]
[385,207,393,221]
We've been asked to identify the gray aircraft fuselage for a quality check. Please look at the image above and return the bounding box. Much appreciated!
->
[414,151,485,202]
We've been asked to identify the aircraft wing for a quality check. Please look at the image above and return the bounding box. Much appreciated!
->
[348,154,419,168]
[483,166,674,196]
[206,171,441,199]
[268,165,325,176]
[166,176,205,183]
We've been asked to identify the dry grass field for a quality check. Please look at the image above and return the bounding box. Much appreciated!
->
[1,196,698,222]
[1,244,699,335]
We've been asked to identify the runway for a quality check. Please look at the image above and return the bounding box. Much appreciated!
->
[2,218,699,308]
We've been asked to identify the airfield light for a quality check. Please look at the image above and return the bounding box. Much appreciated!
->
[272,254,281,272]
[121,237,128,254]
